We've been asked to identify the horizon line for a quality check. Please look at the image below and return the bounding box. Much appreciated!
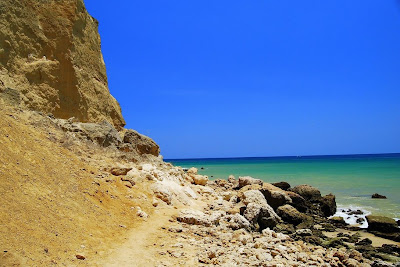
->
[165,152,400,161]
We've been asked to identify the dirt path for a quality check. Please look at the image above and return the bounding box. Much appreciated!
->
[98,206,198,267]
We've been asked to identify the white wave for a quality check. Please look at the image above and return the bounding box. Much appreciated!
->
[330,205,372,228]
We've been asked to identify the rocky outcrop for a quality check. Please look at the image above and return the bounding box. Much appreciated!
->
[122,130,160,156]
[240,190,281,229]
[289,184,322,202]
[366,216,399,233]
[0,0,125,128]
[320,193,337,217]
[272,181,291,191]
[57,118,122,147]
[237,176,263,189]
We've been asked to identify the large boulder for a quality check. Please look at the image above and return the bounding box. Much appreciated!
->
[192,175,208,186]
[152,183,172,205]
[272,181,291,191]
[289,184,322,202]
[123,130,160,156]
[241,190,281,229]
[276,205,312,227]
[366,216,399,233]
[259,183,292,210]
[320,194,337,217]
[286,191,308,212]
[237,176,263,189]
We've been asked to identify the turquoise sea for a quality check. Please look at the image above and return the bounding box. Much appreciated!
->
[167,154,400,220]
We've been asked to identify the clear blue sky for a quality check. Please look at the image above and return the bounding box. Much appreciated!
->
[84,0,400,159]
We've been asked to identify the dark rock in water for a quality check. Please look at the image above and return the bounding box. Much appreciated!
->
[320,194,337,217]
[397,220,400,227]
[201,167,204,170]
[372,193,387,199]
[271,181,290,191]
[356,217,365,224]
[289,184,321,202]
[366,215,399,233]
[348,209,364,215]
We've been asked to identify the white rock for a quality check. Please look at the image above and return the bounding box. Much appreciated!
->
[177,209,211,226]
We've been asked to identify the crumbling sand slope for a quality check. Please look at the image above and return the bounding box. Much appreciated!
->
[0,105,152,266]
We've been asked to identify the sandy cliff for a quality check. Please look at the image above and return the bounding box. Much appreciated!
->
[0,0,125,129]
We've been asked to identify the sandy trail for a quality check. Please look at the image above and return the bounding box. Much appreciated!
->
[98,207,198,267]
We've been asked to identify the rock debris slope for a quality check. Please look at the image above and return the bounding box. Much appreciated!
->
[0,0,125,129]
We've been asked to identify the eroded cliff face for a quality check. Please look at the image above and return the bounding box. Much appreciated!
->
[0,0,125,129]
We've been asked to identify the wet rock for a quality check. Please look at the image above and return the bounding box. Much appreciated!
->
[271,181,291,191]
[366,215,399,233]
[372,193,387,199]
[348,209,364,215]
[123,129,160,156]
[237,176,263,189]
[289,184,322,202]
[356,217,365,224]
[320,193,337,217]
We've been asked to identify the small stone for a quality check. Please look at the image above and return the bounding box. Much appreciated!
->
[75,254,85,260]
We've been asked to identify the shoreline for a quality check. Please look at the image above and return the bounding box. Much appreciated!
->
[1,106,399,266]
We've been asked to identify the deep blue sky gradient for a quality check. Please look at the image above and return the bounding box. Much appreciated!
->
[84,0,400,159]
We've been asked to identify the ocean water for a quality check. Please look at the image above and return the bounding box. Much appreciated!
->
[167,154,400,221]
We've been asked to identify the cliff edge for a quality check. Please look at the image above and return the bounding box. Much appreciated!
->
[0,0,125,129]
